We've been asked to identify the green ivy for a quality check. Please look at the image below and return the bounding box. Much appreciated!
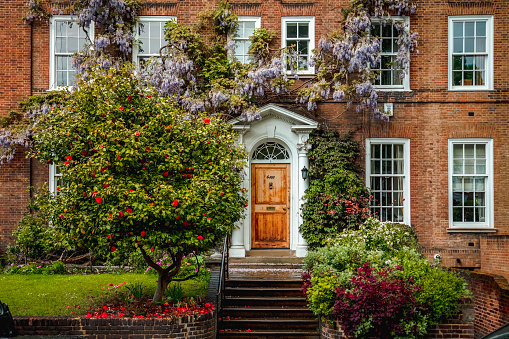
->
[300,130,370,249]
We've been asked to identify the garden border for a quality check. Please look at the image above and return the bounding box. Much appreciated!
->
[320,298,474,339]
[13,310,216,338]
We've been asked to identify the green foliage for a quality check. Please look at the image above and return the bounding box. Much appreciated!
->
[198,0,238,36]
[300,131,370,249]
[248,28,279,61]
[4,261,66,275]
[165,282,184,302]
[303,218,471,332]
[125,281,146,299]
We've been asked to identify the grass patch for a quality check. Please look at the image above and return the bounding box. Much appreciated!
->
[0,273,209,316]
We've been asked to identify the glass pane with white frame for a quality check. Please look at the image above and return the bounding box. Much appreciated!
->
[452,143,487,223]
[369,143,406,222]
[54,20,88,87]
[234,20,257,64]
[371,21,404,87]
[451,20,488,87]
[137,20,167,63]
[286,22,310,71]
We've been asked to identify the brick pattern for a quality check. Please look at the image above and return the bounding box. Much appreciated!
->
[13,311,216,339]
[320,300,475,339]
[480,235,509,279]
[460,270,509,339]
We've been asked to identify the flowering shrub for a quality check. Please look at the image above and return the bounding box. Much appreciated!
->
[302,218,470,337]
[3,261,66,275]
[300,131,370,249]
[334,263,428,339]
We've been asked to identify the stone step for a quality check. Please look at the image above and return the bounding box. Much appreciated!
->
[218,330,320,338]
[219,318,318,331]
[223,296,308,308]
[226,279,303,288]
[222,307,315,319]
[224,287,304,298]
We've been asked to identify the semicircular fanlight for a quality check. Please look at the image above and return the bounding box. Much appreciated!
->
[252,142,290,160]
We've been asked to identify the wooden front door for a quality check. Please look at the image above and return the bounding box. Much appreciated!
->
[251,163,291,248]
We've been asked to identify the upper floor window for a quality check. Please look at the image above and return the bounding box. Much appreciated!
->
[448,139,493,229]
[449,16,493,91]
[371,18,410,91]
[133,16,176,64]
[234,16,261,64]
[281,16,315,74]
[49,163,63,195]
[50,16,93,89]
[366,139,411,225]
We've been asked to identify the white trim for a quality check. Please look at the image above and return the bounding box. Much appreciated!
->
[133,16,176,63]
[448,15,494,91]
[448,138,494,229]
[281,16,315,75]
[49,16,94,90]
[371,17,411,91]
[365,138,411,225]
[48,163,61,195]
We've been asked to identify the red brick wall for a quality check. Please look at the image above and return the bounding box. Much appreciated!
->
[460,271,509,338]
[14,312,216,338]
[480,235,509,279]
[320,298,475,339]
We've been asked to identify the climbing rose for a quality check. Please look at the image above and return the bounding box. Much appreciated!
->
[204,118,211,123]
[150,247,154,252]
[183,221,189,227]
[111,246,116,252]
[135,131,140,137]
[172,199,178,207]
[163,171,169,177]
[83,192,87,197]
[64,161,70,165]
[119,212,123,218]
[66,156,72,161]
[149,202,155,206]
[126,208,133,213]
[82,150,88,156]
[96,197,103,203]
[140,231,146,237]
[197,235,203,241]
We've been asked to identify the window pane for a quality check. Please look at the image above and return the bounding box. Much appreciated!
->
[464,177,474,191]
[464,38,474,53]
[382,177,392,190]
[453,159,463,174]
[453,22,463,37]
[298,40,308,54]
[371,177,380,190]
[382,24,392,37]
[453,38,463,53]
[453,177,462,191]
[476,21,486,36]
[150,40,160,55]
[453,192,463,206]
[465,22,475,36]
[464,192,474,206]
[382,39,392,53]
[392,69,403,86]
[393,144,403,158]
[464,144,475,158]
[372,144,380,158]
[244,21,256,37]
[372,160,380,174]
[476,160,486,174]
[475,56,486,70]
[394,160,404,174]
[394,208,403,222]
[453,208,463,222]
[286,40,297,49]
[382,160,392,174]
[287,23,297,38]
[464,56,474,70]
[393,177,403,191]
[464,208,474,222]
[453,71,462,86]
[476,37,486,53]
[475,71,485,86]
[475,177,485,191]
[298,23,309,38]
[57,71,66,86]
[476,144,486,158]
[463,71,473,86]
[475,192,485,207]
[453,144,463,158]
[393,191,403,206]
[464,159,475,174]
[68,38,79,52]
[476,207,485,222]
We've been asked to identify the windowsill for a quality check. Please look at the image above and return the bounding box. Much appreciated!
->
[375,88,412,92]
[448,87,495,92]
[447,228,497,233]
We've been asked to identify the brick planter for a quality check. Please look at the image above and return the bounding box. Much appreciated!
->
[320,299,474,339]
[13,311,216,339]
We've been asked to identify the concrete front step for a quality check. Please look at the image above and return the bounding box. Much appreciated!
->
[225,287,303,298]
[218,330,320,339]
[219,318,318,331]
[223,296,308,308]
[226,279,303,288]
[222,307,315,319]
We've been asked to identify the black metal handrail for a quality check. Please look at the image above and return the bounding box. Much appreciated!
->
[216,233,229,336]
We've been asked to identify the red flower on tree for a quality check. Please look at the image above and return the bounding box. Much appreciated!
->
[197,235,204,241]
[163,171,169,177]
[119,212,124,218]
[64,161,70,165]
[126,208,133,213]
[150,247,154,252]
[172,200,178,207]
[135,131,140,137]
[111,246,116,252]
[96,197,103,203]
[82,150,88,156]
[140,231,146,237]
[183,221,189,227]
[204,118,211,123]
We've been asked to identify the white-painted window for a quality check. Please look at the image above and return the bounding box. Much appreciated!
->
[448,139,493,228]
[366,139,411,224]
[371,17,410,91]
[234,16,261,64]
[49,16,93,89]
[448,16,493,90]
[49,164,63,195]
[133,16,176,64]
[281,16,315,74]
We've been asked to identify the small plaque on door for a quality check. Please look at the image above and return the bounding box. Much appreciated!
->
[266,207,276,211]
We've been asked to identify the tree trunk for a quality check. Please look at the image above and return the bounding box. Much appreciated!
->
[153,272,170,302]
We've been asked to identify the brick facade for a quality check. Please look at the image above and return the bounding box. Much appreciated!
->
[320,298,475,339]
[0,0,508,294]
[13,311,216,338]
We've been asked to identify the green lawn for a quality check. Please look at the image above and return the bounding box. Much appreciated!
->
[0,273,209,316]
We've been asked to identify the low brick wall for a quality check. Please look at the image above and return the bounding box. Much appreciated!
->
[13,311,216,339]
[459,270,509,339]
[320,299,474,339]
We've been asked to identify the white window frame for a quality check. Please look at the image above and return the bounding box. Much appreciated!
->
[448,139,494,229]
[448,15,494,91]
[48,163,63,195]
[281,16,315,75]
[49,16,94,90]
[233,16,261,64]
[371,17,411,91]
[366,138,411,225]
[133,16,176,64]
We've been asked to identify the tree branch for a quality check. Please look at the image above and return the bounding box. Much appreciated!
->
[139,246,163,275]
[172,252,201,281]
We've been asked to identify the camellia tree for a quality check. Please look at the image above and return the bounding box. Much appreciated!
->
[28,65,247,301]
